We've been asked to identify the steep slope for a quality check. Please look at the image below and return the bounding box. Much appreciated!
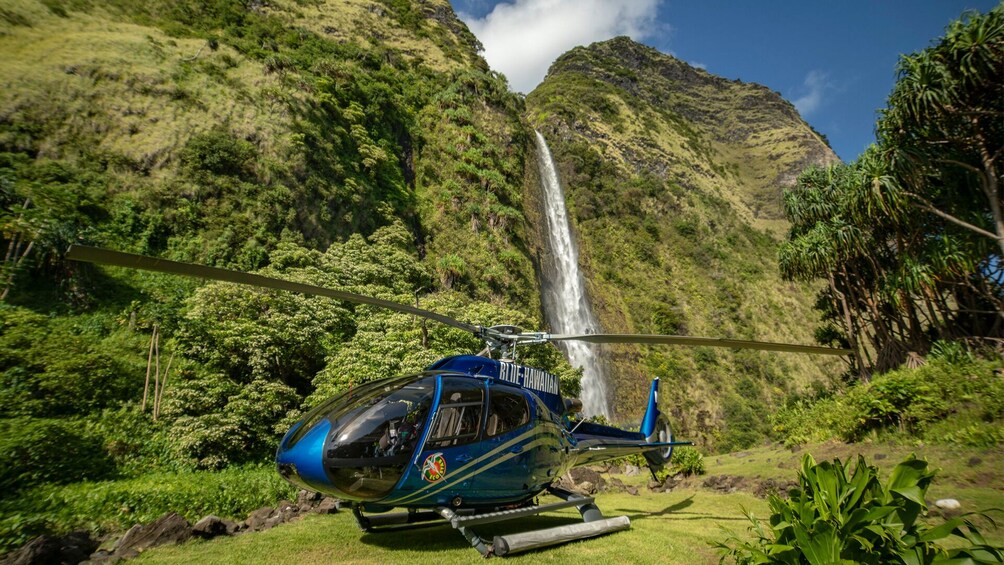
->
[526,37,842,448]
[0,0,536,309]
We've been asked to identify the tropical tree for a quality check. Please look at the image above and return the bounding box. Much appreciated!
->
[781,7,1004,376]
[877,7,1003,257]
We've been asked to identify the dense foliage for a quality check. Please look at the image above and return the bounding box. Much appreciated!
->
[771,356,1003,448]
[718,453,1002,564]
[779,7,1004,376]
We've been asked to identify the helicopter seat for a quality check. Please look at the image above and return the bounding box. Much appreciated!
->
[563,398,583,414]
[486,413,500,436]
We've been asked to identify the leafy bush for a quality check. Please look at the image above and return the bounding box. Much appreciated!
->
[771,359,1004,448]
[718,455,999,565]
[670,446,706,476]
[716,454,1003,564]
[0,418,115,493]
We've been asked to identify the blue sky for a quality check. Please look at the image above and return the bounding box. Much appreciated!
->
[450,0,998,162]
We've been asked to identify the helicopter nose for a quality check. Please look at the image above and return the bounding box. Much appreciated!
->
[276,418,332,492]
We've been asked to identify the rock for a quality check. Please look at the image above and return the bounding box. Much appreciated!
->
[245,507,277,532]
[627,487,639,496]
[192,515,238,539]
[935,499,961,511]
[702,475,746,493]
[578,481,596,494]
[297,490,323,509]
[607,464,624,475]
[1,530,97,565]
[568,467,605,489]
[313,498,339,514]
[624,464,641,476]
[113,512,191,555]
[754,478,797,499]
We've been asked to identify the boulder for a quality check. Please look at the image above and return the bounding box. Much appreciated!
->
[0,530,97,565]
[192,515,238,539]
[113,512,191,555]
[245,507,277,532]
[296,490,323,509]
[935,499,961,511]
[313,498,339,515]
[568,467,604,488]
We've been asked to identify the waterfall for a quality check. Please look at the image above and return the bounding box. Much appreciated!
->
[534,130,611,419]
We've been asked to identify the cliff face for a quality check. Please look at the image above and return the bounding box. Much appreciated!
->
[526,37,841,447]
[531,37,838,232]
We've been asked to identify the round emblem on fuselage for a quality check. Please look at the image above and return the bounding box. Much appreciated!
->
[422,452,447,482]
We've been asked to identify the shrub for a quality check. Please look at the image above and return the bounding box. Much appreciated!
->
[716,454,1003,564]
[670,446,706,476]
[0,418,115,493]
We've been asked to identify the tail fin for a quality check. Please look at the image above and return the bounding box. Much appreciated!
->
[639,378,674,472]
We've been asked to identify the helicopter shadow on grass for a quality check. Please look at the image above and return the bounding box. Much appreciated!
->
[620,494,749,523]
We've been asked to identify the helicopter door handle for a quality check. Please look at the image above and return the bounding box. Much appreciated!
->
[509,445,523,454]
[456,454,474,463]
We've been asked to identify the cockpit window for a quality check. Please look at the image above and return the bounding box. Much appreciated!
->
[287,375,415,449]
[324,375,435,499]
[427,377,484,448]
[486,386,530,437]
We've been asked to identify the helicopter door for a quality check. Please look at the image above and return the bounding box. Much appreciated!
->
[474,382,532,498]
[415,377,486,501]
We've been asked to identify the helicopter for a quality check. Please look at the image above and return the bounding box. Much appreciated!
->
[66,244,849,557]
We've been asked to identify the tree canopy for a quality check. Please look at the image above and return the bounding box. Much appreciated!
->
[780,7,1004,376]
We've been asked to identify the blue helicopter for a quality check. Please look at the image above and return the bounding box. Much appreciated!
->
[67,245,849,557]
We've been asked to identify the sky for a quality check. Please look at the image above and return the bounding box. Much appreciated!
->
[449,0,999,162]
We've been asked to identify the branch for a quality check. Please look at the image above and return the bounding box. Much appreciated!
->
[903,190,1000,241]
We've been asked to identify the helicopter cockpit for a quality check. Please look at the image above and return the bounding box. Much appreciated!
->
[276,371,541,502]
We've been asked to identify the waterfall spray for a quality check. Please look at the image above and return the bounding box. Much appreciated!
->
[534,130,611,419]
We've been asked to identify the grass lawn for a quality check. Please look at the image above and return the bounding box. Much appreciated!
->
[134,489,765,564]
[129,441,1004,564]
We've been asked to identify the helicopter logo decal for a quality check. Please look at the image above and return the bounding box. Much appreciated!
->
[422,453,447,482]
[498,361,559,395]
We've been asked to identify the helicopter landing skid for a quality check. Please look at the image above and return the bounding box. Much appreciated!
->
[435,486,631,557]
[352,507,444,532]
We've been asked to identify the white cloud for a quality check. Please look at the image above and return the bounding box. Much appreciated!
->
[690,61,706,70]
[792,70,831,117]
[458,0,661,93]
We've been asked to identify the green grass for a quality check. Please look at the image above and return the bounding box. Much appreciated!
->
[129,442,1003,564]
[133,489,766,564]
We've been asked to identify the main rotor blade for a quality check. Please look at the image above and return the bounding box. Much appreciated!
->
[66,245,481,334]
[547,333,851,356]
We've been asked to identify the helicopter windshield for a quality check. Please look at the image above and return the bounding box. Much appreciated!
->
[324,375,436,499]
